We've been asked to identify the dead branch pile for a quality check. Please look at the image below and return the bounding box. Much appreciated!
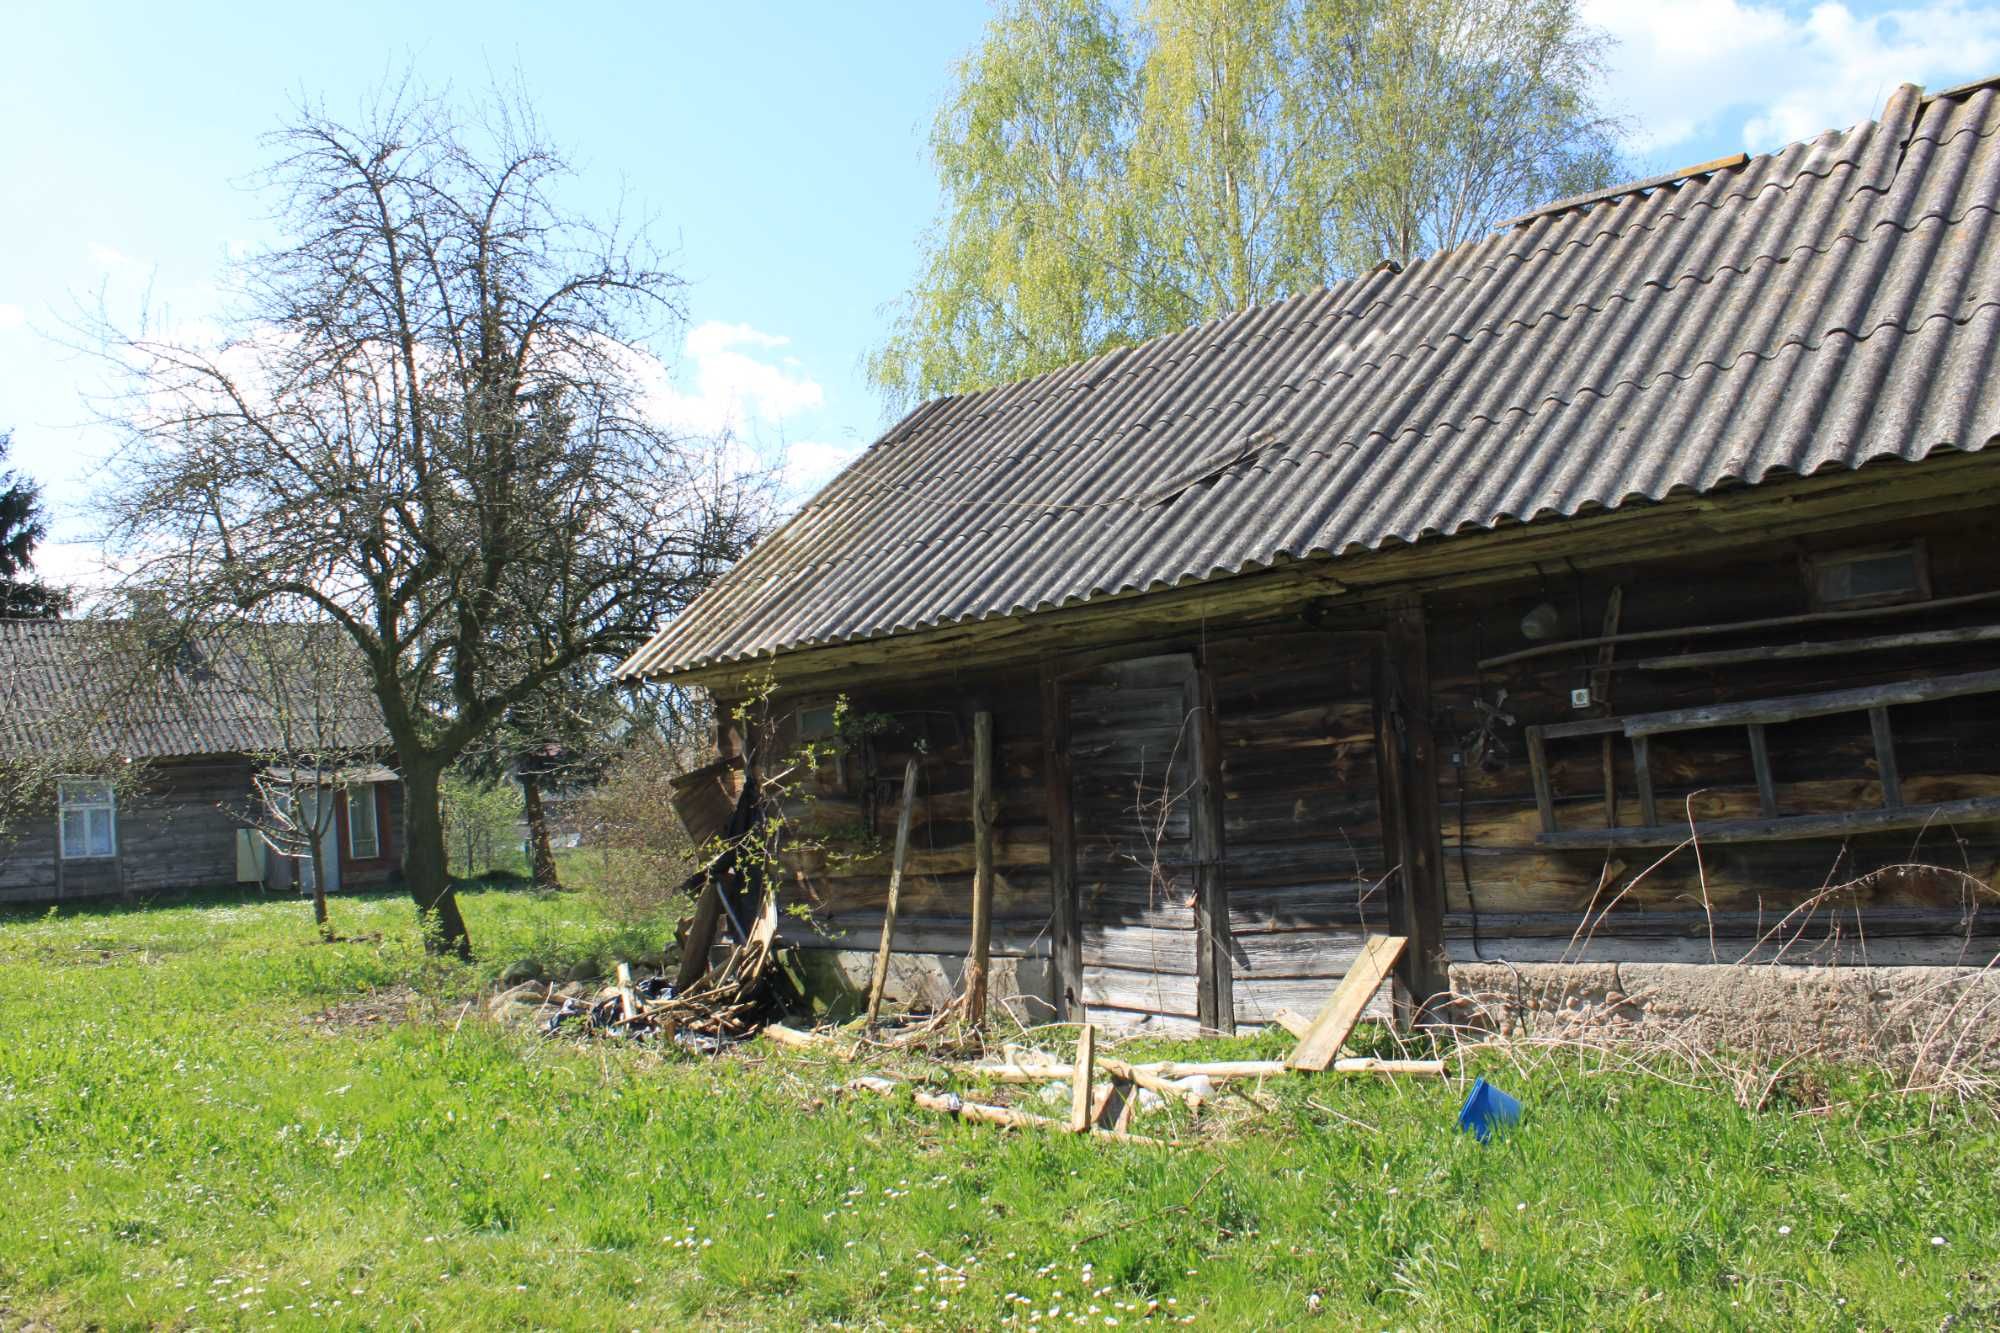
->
[502,891,786,1051]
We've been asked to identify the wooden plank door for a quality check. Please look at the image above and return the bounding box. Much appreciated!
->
[1059,653,1217,1031]
[1206,630,1403,1029]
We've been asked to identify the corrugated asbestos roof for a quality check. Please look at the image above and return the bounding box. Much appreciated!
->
[621,79,2000,680]
[0,619,390,761]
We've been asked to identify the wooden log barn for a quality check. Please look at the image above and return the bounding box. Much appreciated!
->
[619,79,2000,1035]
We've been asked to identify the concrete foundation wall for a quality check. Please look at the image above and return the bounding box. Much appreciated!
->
[1447,960,2000,1069]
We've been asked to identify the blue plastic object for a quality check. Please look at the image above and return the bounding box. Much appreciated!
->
[1457,1078,1521,1143]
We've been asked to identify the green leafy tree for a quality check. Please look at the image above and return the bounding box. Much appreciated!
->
[0,431,72,619]
[872,0,1622,405]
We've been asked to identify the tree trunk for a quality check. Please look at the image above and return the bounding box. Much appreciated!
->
[401,758,472,959]
[308,806,331,942]
[521,774,561,890]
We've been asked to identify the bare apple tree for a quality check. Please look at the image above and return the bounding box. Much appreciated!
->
[97,86,768,956]
[215,619,389,940]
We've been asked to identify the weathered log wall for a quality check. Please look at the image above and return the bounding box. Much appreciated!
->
[0,761,404,905]
[757,675,1058,1022]
[1427,509,2000,967]
[740,626,1405,1031]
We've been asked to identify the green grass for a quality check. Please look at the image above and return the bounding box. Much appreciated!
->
[1,885,1996,1330]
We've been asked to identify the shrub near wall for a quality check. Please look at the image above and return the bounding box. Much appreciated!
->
[577,743,699,923]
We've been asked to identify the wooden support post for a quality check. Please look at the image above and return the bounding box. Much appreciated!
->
[1595,586,1623,827]
[1069,1023,1096,1133]
[1870,706,1902,808]
[1191,665,1231,1034]
[1041,662,1083,1021]
[1385,605,1445,1004]
[1526,727,1557,835]
[864,757,923,1028]
[1747,723,1778,818]
[1631,734,1659,827]
[964,709,996,1026]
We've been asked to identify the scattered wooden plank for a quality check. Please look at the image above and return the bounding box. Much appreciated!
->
[849,1079,1172,1146]
[977,1056,1444,1082]
[1090,1079,1135,1134]
[1271,1008,1312,1040]
[1069,1024,1096,1133]
[864,757,923,1028]
[763,1023,828,1050]
[964,709,996,1026]
[1286,935,1408,1071]
[614,963,639,1024]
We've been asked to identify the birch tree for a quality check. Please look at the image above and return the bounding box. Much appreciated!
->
[873,0,1621,404]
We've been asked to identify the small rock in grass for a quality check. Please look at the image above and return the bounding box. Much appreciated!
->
[499,959,546,986]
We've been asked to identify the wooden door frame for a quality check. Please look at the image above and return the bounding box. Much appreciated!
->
[1041,648,1231,1030]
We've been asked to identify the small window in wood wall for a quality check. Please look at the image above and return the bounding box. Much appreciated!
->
[1805,542,1929,610]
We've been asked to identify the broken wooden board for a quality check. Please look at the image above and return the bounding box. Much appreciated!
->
[1286,934,1407,1071]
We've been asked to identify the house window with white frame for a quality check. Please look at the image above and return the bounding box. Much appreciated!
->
[345,784,380,860]
[58,781,117,859]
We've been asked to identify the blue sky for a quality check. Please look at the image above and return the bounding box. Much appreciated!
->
[5,0,2000,589]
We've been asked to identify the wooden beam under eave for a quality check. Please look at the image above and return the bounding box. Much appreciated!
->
[648,451,2000,694]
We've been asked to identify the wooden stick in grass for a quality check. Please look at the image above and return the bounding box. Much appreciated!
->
[981,1057,1444,1081]
[864,756,922,1029]
[614,962,639,1023]
[849,1080,1171,1146]
[1068,1023,1096,1132]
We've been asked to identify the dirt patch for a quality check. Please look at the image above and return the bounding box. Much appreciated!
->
[303,986,424,1033]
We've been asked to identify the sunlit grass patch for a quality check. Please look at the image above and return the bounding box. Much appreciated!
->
[0,886,1995,1328]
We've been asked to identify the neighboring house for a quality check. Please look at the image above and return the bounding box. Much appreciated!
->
[0,619,403,904]
[619,78,2000,1035]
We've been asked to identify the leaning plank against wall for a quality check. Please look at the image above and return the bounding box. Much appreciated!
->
[1427,507,2000,967]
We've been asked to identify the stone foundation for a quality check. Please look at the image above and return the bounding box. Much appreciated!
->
[1445,960,2000,1069]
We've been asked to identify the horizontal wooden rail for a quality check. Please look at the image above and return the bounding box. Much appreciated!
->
[1620,667,2000,737]
[1534,795,2000,848]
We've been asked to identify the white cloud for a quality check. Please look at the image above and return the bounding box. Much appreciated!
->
[1585,0,2000,157]
[29,540,129,605]
[86,240,143,271]
[0,303,24,331]
[644,320,826,439]
[782,438,866,492]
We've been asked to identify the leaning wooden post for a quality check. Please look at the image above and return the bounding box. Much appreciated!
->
[964,709,996,1027]
[1068,1023,1097,1133]
[865,756,923,1028]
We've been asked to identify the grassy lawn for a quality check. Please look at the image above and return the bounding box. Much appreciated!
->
[1,885,1996,1330]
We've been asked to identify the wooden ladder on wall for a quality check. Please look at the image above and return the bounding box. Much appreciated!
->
[1525,667,2000,848]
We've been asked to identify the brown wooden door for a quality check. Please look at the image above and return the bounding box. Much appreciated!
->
[1059,653,1215,1031]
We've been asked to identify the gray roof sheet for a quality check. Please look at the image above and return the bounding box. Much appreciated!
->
[0,619,390,761]
[622,79,2000,680]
